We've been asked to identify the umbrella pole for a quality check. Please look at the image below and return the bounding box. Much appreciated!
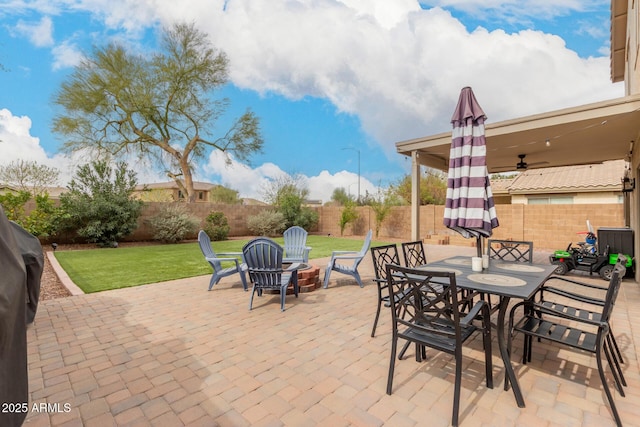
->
[477,236,483,257]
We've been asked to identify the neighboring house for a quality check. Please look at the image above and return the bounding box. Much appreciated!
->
[0,184,67,199]
[0,184,18,195]
[494,160,625,205]
[241,198,269,206]
[488,178,514,204]
[43,186,68,199]
[134,181,216,203]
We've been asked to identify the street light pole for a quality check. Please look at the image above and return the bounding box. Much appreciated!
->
[342,147,360,203]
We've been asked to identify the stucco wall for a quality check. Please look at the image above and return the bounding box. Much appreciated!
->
[511,192,622,204]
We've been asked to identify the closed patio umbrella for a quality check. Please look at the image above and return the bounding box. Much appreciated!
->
[443,86,499,256]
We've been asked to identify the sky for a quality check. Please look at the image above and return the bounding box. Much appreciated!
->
[0,0,625,203]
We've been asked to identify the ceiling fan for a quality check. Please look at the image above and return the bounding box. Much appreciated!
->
[493,154,549,172]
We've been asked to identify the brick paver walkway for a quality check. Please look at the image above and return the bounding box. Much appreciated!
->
[24,244,640,426]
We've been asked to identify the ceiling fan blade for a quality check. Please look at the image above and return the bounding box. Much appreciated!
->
[526,161,549,168]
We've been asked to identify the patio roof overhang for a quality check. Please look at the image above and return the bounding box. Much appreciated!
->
[611,0,627,83]
[396,94,640,174]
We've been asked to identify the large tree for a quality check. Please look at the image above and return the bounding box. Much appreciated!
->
[391,170,447,205]
[52,22,263,203]
[262,174,318,230]
[0,159,60,197]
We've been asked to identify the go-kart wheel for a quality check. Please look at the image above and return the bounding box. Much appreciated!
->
[599,264,614,281]
[553,262,569,275]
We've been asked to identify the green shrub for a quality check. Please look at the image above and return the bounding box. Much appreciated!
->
[23,194,60,239]
[57,161,142,247]
[0,191,60,239]
[247,210,286,237]
[339,201,359,236]
[148,203,199,243]
[0,191,30,222]
[204,211,230,241]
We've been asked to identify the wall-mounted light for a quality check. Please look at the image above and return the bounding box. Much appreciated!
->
[622,176,635,192]
[545,139,550,147]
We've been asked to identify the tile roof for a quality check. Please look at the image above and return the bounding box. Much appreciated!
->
[507,160,625,194]
[488,178,515,194]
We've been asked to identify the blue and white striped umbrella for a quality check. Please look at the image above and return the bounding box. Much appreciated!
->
[444,87,499,248]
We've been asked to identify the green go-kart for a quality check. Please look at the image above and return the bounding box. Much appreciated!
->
[549,243,632,280]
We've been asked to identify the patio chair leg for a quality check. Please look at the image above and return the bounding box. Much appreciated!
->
[597,344,623,427]
[354,272,364,288]
[608,332,624,365]
[604,339,626,395]
[371,300,382,337]
[323,266,332,288]
[398,340,412,360]
[249,287,256,310]
[239,271,248,291]
[386,336,398,395]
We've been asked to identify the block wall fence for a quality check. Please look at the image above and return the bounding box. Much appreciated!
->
[117,202,623,251]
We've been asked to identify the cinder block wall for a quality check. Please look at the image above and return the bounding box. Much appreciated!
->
[32,200,624,250]
[317,204,624,250]
[129,203,282,240]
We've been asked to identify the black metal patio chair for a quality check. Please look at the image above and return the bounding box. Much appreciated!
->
[369,244,400,337]
[507,259,627,427]
[401,240,427,267]
[385,265,493,427]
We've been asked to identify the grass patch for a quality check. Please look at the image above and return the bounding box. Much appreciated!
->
[54,235,394,293]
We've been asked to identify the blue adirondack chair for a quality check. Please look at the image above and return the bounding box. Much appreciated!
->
[323,230,373,288]
[283,226,311,263]
[242,237,300,311]
[198,230,248,291]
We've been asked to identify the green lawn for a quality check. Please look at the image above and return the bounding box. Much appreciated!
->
[54,235,394,293]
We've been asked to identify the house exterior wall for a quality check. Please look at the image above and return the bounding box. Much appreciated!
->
[511,191,622,204]
[620,0,640,280]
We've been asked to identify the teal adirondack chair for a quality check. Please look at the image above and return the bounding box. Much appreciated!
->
[242,237,300,311]
[198,230,248,291]
[283,226,311,263]
[323,230,373,288]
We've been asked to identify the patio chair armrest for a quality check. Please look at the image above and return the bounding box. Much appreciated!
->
[540,285,605,306]
[529,301,605,327]
[208,256,240,264]
[331,250,358,255]
[461,300,488,326]
[330,252,360,260]
[218,251,245,259]
[541,275,608,291]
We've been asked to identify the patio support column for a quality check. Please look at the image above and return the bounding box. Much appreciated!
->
[411,151,420,241]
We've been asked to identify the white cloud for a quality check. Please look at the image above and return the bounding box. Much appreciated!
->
[176,2,621,150]
[202,150,379,203]
[0,109,74,185]
[52,39,83,70]
[417,1,605,20]
[7,1,621,143]
[1,0,625,202]
[12,16,54,47]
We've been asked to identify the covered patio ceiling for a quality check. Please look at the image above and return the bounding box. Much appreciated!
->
[396,94,640,174]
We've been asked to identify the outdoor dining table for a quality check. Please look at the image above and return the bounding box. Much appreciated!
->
[419,255,557,408]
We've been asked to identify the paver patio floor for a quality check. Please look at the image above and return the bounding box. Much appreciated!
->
[24,244,640,426]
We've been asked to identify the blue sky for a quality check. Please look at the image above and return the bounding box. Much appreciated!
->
[0,0,624,202]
